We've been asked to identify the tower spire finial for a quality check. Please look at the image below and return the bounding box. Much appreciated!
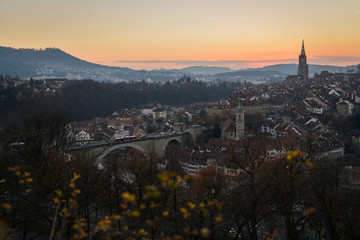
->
[301,39,305,55]
[237,87,243,112]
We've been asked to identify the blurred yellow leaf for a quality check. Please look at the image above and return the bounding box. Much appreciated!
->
[138,228,148,236]
[215,215,223,223]
[55,190,63,197]
[187,202,196,210]
[207,199,217,207]
[0,203,12,210]
[128,210,141,218]
[304,159,314,168]
[26,178,33,183]
[180,208,190,219]
[72,172,80,181]
[286,154,292,163]
[122,192,136,203]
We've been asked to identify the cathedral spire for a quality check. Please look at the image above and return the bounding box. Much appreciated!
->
[298,40,309,80]
[301,39,306,55]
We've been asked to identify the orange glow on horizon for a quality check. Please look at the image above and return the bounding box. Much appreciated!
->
[1,0,359,70]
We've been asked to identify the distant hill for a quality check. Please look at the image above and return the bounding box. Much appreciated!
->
[251,63,356,75]
[0,47,185,82]
[0,46,357,82]
[179,66,232,75]
[256,64,298,75]
[215,69,283,77]
[213,69,286,84]
[0,47,99,67]
[211,63,358,83]
[0,47,102,77]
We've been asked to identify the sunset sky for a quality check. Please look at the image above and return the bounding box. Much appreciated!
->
[1,0,359,70]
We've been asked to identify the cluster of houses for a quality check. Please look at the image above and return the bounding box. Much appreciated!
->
[173,136,291,176]
[170,71,360,176]
[68,104,198,145]
[65,70,360,177]
[0,77,68,101]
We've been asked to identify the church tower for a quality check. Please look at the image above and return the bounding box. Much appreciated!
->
[235,90,245,139]
[298,40,309,80]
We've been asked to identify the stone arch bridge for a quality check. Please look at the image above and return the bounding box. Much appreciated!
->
[72,133,189,162]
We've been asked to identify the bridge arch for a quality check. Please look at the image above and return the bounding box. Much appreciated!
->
[97,143,146,168]
[163,137,182,155]
[90,134,187,168]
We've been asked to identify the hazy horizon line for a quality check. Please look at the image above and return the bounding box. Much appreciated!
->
[115,59,297,64]
[109,58,360,71]
[115,57,360,65]
[1,45,358,70]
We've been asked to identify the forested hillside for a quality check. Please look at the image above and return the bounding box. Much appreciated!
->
[0,77,236,127]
